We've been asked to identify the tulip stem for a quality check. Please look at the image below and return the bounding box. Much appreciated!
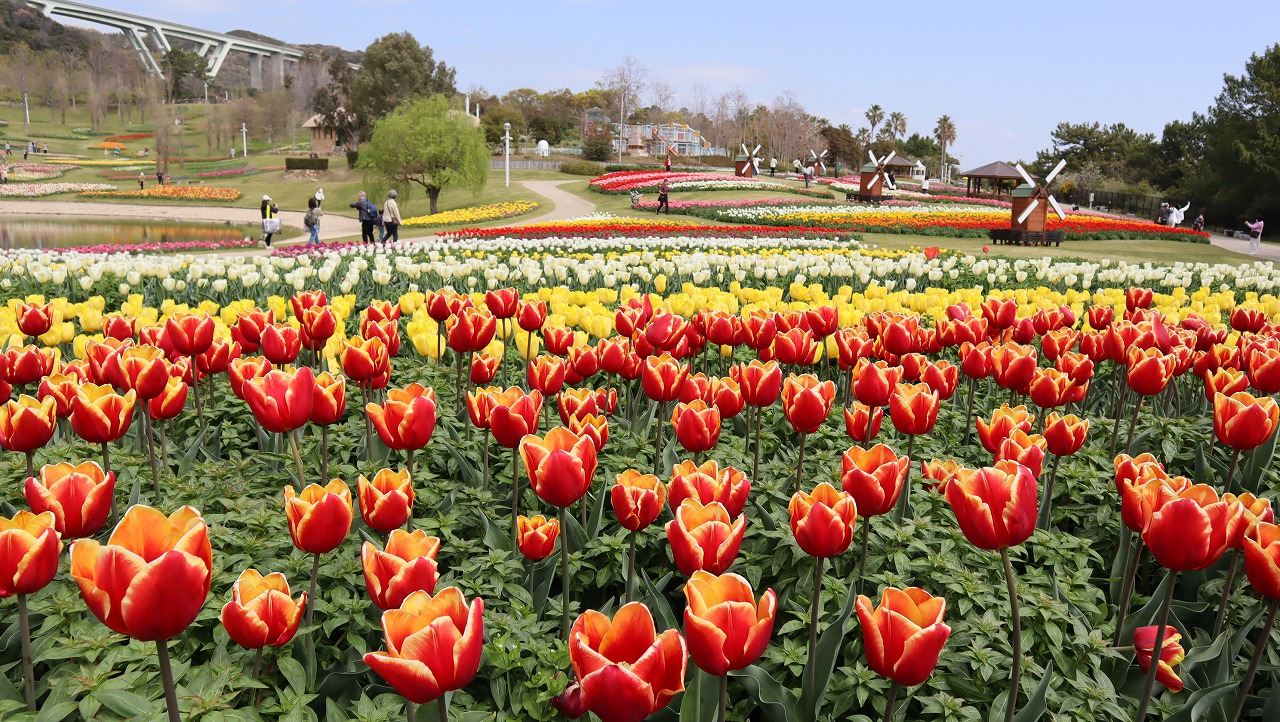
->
[856,516,871,599]
[102,442,117,525]
[1036,455,1062,531]
[717,673,728,722]
[803,556,825,715]
[1135,569,1178,722]
[882,682,901,722]
[1225,448,1241,494]
[559,505,571,641]
[893,435,915,525]
[406,701,416,722]
[626,531,637,604]
[156,638,182,722]
[321,426,329,485]
[1108,381,1127,459]
[481,433,490,494]
[455,351,465,420]
[962,376,977,447]
[1114,536,1143,646]
[752,405,762,483]
[795,433,808,495]
[1228,597,1279,722]
[511,447,520,552]
[438,694,449,722]
[144,414,160,497]
[190,355,204,429]
[24,450,34,483]
[306,552,320,632]
[18,595,34,711]
[251,648,262,680]
[1000,548,1022,722]
[159,420,169,469]
[1212,550,1240,639]
[288,429,305,492]
[1124,396,1144,454]
[653,401,666,475]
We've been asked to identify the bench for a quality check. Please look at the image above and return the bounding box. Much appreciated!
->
[989,229,1065,247]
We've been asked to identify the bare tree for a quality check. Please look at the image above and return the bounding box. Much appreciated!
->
[687,82,709,120]
[649,79,674,116]
[0,43,39,132]
[600,56,647,125]
[256,89,293,152]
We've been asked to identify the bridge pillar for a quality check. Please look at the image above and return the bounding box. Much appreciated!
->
[125,27,165,77]
[270,52,285,88]
[249,53,263,90]
[206,43,232,79]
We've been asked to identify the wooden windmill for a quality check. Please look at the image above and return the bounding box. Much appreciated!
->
[857,150,897,202]
[990,160,1068,246]
[810,148,828,175]
[735,143,762,178]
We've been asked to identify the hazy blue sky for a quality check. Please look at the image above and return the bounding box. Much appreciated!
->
[76,0,1280,166]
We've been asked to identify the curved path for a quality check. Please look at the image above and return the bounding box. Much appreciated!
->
[517,180,596,223]
[1207,232,1280,263]
[0,200,364,241]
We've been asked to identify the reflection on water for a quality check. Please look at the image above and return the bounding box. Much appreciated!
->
[0,219,254,249]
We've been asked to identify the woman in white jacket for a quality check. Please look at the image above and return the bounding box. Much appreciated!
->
[380,189,402,243]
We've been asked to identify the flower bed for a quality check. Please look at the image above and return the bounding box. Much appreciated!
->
[0,182,115,197]
[47,238,259,254]
[3,163,66,181]
[401,200,540,227]
[44,157,156,167]
[590,170,833,198]
[77,185,243,201]
[103,133,156,143]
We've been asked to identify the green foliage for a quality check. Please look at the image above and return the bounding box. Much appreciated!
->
[284,157,329,171]
[357,95,488,214]
[1033,122,1157,186]
[348,32,457,131]
[582,122,613,162]
[558,160,604,176]
[161,49,211,101]
[0,2,96,56]
[480,107,523,146]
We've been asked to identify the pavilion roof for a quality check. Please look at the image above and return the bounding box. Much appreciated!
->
[960,160,1033,180]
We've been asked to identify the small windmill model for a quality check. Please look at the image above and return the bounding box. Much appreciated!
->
[857,150,897,202]
[809,148,828,175]
[735,143,762,178]
[1011,160,1067,233]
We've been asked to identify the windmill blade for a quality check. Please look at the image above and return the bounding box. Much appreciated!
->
[883,151,896,165]
[1047,194,1068,220]
[866,173,881,190]
[1045,159,1068,184]
[753,144,762,156]
[868,150,879,164]
[1017,198,1040,224]
[1015,163,1036,187]
[741,144,749,156]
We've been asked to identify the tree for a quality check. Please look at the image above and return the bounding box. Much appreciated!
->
[1033,121,1156,183]
[600,56,647,128]
[348,32,456,133]
[0,42,37,132]
[934,115,957,182]
[256,89,293,151]
[887,111,908,141]
[582,122,613,161]
[160,49,208,101]
[358,95,488,215]
[480,106,523,146]
[865,105,884,139]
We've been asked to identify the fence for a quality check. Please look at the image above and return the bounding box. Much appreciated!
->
[1059,187,1166,221]
[489,160,562,171]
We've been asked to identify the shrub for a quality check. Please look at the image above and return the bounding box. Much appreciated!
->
[285,157,330,171]
[346,150,359,170]
[559,160,604,176]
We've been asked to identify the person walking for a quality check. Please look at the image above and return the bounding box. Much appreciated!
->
[656,180,670,214]
[664,154,672,173]
[803,163,814,188]
[156,170,165,187]
[380,189,402,243]
[1246,215,1265,256]
[260,195,280,248]
[770,157,777,177]
[315,187,325,208]
[351,191,379,244]
[138,172,146,191]
[304,197,323,245]
[1193,213,1205,232]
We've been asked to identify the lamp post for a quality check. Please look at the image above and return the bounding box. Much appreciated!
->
[503,122,511,188]
[618,96,625,163]
[22,93,30,132]
[175,118,184,169]
[240,123,248,159]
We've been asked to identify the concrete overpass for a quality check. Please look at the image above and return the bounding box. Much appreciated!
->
[26,0,302,88]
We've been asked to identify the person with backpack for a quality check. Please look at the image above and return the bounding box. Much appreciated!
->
[304,197,323,245]
[351,191,379,244]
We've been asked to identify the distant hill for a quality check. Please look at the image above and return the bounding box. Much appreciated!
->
[225,29,362,64]
[0,0,96,55]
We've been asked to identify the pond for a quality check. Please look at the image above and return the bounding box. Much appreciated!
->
[0,218,257,250]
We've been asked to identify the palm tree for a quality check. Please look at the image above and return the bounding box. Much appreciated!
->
[864,105,884,141]
[934,115,957,183]
[888,112,908,142]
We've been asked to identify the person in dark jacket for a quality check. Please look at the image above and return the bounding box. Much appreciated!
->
[351,191,379,244]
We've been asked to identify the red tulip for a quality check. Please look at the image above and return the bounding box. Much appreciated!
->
[24,461,115,539]
[0,510,61,597]
[164,312,215,357]
[220,569,307,649]
[642,353,689,403]
[520,427,598,508]
[568,413,609,450]
[290,290,328,318]
[70,383,136,444]
[670,399,721,452]
[994,430,1047,478]
[1043,412,1088,457]
[1143,484,1244,571]
[1243,522,1280,599]
[1133,625,1185,693]
[484,288,519,318]
[683,571,776,675]
[851,359,904,408]
[228,356,273,399]
[488,387,543,448]
[527,354,567,397]
[364,587,485,704]
[70,505,212,641]
[299,306,337,351]
[840,444,909,517]
[283,479,353,555]
[1126,347,1177,396]
[358,469,415,533]
[731,360,782,407]
[516,514,561,560]
[231,309,273,352]
[991,343,1037,392]
[37,372,78,418]
[362,529,441,610]
[889,382,939,436]
[15,302,54,337]
[944,461,1037,550]
[975,404,1034,453]
[0,395,56,453]
[342,336,389,385]
[5,345,57,386]
[260,324,302,365]
[668,460,750,519]
[366,384,437,451]
[782,373,836,434]
[310,372,346,426]
[667,499,745,576]
[980,298,1017,330]
[843,403,883,442]
[611,470,667,532]
[856,587,951,686]
[789,482,857,558]
[958,341,994,380]
[244,367,315,434]
[517,299,547,332]
[1213,391,1280,451]
[449,308,497,354]
[741,310,778,351]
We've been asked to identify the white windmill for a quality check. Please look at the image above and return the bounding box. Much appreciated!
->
[809,148,829,175]
[858,150,898,198]
[1011,160,1068,230]
[736,143,762,178]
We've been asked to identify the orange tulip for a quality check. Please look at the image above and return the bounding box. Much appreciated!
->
[612,470,667,532]
[0,395,56,453]
[568,413,609,450]
[856,587,951,686]
[37,372,78,418]
[228,356,273,400]
[683,571,776,676]
[516,514,561,560]
[668,460,750,519]
[843,403,883,443]
[260,323,302,365]
[0,511,61,597]
[15,302,53,337]
[112,345,170,400]
[366,384,437,451]
[164,312,214,357]
[851,359,903,408]
[840,444,909,517]
[670,399,721,452]
[642,353,689,403]
[1126,347,1177,396]
[888,382,939,436]
[283,479,353,554]
[554,602,686,722]
[70,383,136,444]
[1133,625,1185,692]
[364,587,485,704]
[70,505,212,641]
[362,529,441,610]
[1202,367,1249,402]
[995,430,1048,478]
[1213,391,1280,451]
[731,359,782,407]
[310,372,346,426]
[488,387,543,448]
[520,427,598,508]
[1026,367,1077,409]
[219,569,307,649]
[299,305,337,351]
[782,373,836,434]
[527,354,567,397]
[788,482,857,558]
[921,459,969,493]
[244,367,315,434]
[667,499,746,575]
[944,461,1037,550]
[24,461,115,539]
[358,469,415,533]
[1244,522,1280,599]
[1043,412,1089,457]
[148,376,188,421]
[559,387,600,424]
[975,404,1034,453]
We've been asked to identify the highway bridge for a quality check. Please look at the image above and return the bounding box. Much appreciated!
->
[26,0,302,88]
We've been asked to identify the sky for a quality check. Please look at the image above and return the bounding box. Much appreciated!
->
[65,0,1280,167]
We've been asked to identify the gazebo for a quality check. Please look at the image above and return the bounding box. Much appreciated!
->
[960,161,1033,198]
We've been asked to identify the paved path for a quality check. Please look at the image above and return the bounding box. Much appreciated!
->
[1206,231,1280,263]
[518,180,596,223]
[0,200,364,241]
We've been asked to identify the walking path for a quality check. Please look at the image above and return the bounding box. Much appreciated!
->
[517,180,596,223]
[0,200,364,241]
[1206,231,1280,263]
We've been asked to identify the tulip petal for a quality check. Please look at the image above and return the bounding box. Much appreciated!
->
[119,550,211,641]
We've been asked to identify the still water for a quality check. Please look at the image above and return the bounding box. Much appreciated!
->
[0,219,255,249]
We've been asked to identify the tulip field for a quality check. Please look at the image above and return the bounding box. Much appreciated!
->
[3,233,1280,722]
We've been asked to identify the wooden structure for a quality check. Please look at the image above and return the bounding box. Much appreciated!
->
[734,155,756,178]
[960,160,1030,198]
[989,160,1069,246]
